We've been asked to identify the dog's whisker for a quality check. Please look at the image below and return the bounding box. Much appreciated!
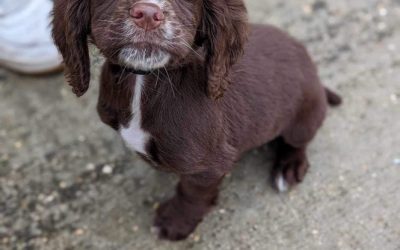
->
[163,66,177,98]
[178,40,202,58]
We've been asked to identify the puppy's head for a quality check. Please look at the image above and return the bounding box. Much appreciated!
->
[52,0,248,99]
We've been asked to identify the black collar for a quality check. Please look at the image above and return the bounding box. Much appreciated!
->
[110,63,154,76]
[125,68,153,75]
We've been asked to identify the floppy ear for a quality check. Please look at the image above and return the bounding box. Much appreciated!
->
[202,0,248,100]
[52,0,91,97]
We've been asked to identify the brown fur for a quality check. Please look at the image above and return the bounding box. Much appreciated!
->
[52,0,341,241]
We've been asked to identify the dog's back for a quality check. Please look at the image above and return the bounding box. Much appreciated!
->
[224,24,328,153]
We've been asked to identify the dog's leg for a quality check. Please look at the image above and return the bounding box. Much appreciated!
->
[154,171,224,241]
[272,137,309,192]
[272,87,328,192]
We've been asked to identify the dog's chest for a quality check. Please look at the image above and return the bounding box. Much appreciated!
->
[119,75,150,155]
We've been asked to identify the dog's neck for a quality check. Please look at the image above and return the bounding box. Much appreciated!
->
[109,55,206,86]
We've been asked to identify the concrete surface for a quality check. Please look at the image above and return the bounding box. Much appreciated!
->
[1,0,399,249]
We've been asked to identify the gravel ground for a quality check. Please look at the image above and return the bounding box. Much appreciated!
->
[1,0,400,249]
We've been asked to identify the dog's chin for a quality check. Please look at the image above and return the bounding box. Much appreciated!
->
[118,47,171,72]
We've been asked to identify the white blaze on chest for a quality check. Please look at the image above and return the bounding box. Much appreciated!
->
[120,75,150,154]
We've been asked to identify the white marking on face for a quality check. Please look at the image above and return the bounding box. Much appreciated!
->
[119,47,171,71]
[276,174,289,193]
[119,0,181,70]
[137,0,166,8]
[120,75,150,154]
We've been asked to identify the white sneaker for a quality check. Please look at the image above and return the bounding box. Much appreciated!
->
[0,0,62,74]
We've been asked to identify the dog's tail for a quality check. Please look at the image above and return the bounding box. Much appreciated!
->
[325,88,342,107]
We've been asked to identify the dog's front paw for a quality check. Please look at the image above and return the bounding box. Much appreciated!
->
[154,197,205,241]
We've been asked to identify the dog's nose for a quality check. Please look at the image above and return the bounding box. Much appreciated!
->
[130,3,164,30]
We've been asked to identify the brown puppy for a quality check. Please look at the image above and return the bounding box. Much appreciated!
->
[52,0,341,241]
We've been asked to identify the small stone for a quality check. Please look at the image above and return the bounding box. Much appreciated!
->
[152,202,160,210]
[219,209,226,214]
[14,141,23,149]
[86,163,96,171]
[393,158,400,165]
[378,7,388,17]
[303,4,312,15]
[390,94,398,104]
[132,225,139,232]
[43,193,55,203]
[74,228,85,236]
[59,182,68,189]
[193,234,201,242]
[102,165,113,175]
[312,229,319,235]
